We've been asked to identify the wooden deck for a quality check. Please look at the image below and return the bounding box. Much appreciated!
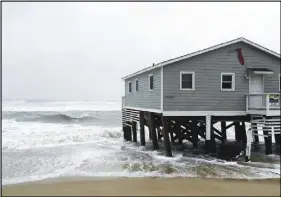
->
[246,93,280,116]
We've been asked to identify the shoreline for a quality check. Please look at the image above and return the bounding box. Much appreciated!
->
[3,177,280,196]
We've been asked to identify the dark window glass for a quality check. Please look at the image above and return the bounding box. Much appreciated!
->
[149,75,154,90]
[222,75,232,82]
[129,82,132,93]
[136,80,139,92]
[181,73,193,89]
[222,82,232,89]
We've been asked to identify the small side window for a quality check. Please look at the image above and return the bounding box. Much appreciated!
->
[149,74,154,91]
[136,79,139,92]
[128,81,132,93]
[221,73,235,91]
[180,72,195,90]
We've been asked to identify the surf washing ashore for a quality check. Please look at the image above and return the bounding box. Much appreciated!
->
[2,100,280,195]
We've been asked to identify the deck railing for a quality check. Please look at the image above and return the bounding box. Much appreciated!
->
[246,93,280,112]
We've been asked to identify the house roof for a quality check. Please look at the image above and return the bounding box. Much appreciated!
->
[247,68,274,75]
[122,37,280,80]
[247,68,273,72]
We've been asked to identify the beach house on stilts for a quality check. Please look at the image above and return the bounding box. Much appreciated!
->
[121,37,280,162]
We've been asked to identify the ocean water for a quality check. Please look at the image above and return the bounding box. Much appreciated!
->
[2,100,280,185]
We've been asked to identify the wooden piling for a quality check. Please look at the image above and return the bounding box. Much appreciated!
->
[191,120,198,148]
[211,120,216,154]
[234,122,241,142]
[149,113,158,150]
[263,126,272,155]
[175,121,182,145]
[139,111,145,146]
[275,133,280,145]
[157,127,161,141]
[241,122,247,150]
[123,125,127,141]
[162,116,172,157]
[168,121,173,143]
[132,121,137,143]
[245,128,253,162]
[127,124,132,141]
[221,121,227,144]
[205,115,215,154]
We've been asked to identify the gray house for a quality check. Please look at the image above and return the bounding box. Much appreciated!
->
[121,37,280,161]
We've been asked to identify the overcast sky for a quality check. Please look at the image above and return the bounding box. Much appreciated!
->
[2,2,280,102]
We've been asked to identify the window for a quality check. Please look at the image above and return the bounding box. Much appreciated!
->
[180,71,195,90]
[128,81,132,93]
[149,74,154,91]
[221,73,235,91]
[135,79,139,92]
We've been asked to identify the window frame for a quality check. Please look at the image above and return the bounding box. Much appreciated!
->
[135,78,139,92]
[221,73,235,91]
[180,71,195,90]
[149,74,154,91]
[128,81,132,94]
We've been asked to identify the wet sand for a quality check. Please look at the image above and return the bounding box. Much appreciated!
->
[2,177,280,196]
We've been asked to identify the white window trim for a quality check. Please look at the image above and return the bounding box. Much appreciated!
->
[135,78,139,92]
[128,81,132,94]
[221,73,235,91]
[149,73,154,91]
[180,71,195,90]
[278,74,281,92]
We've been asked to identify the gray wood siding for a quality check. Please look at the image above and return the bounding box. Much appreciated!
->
[163,42,280,111]
[124,68,161,110]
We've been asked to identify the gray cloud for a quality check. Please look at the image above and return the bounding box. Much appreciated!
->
[3,2,280,101]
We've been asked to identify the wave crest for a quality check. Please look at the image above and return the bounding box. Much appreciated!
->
[26,114,98,123]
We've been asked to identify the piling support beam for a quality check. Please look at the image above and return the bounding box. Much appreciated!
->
[139,111,145,146]
[162,116,172,157]
[132,121,137,143]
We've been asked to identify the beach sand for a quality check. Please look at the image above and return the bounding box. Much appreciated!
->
[2,177,280,196]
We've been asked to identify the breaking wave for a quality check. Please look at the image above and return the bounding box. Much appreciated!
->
[3,111,121,125]
[22,113,98,124]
